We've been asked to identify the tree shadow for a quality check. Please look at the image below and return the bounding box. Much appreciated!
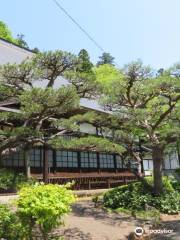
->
[53,227,93,240]
[151,220,180,240]
[72,201,145,227]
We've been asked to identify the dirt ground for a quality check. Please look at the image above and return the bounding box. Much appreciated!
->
[58,201,180,240]
[0,195,179,240]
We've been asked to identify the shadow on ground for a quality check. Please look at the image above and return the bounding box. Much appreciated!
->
[53,227,93,240]
[72,201,145,227]
[52,201,180,240]
[152,220,180,240]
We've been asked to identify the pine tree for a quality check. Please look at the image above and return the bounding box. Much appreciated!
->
[97,52,115,66]
[77,49,93,73]
[96,60,180,195]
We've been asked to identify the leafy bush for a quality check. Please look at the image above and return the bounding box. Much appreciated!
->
[172,181,180,192]
[103,177,180,214]
[0,204,25,240]
[103,182,152,210]
[145,176,174,193]
[17,183,76,240]
[175,168,180,176]
[0,168,16,190]
[153,191,180,214]
[0,169,35,192]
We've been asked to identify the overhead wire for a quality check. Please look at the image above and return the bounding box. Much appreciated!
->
[51,0,119,67]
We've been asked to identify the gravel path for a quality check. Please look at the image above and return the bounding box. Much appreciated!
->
[60,201,148,240]
[60,202,180,240]
[0,194,18,204]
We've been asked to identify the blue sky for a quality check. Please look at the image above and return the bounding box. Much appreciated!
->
[1,0,180,69]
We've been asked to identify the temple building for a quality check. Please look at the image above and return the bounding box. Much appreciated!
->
[0,38,179,189]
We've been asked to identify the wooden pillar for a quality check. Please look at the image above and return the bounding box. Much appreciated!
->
[139,138,144,175]
[24,149,31,179]
[43,145,49,184]
[176,141,180,167]
[113,154,117,173]
[0,152,2,168]
[77,151,81,173]
[53,149,56,173]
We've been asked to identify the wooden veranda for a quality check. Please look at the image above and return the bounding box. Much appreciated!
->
[32,171,137,190]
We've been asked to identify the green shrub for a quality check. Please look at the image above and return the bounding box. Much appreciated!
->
[103,184,130,209]
[153,191,180,214]
[175,168,180,176]
[0,169,35,192]
[114,207,131,215]
[0,204,25,240]
[145,176,174,193]
[103,177,180,214]
[162,176,175,193]
[103,182,152,210]
[172,181,180,192]
[17,183,76,240]
[0,169,16,190]
[16,175,36,190]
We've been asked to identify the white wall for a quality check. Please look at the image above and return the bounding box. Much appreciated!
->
[143,150,180,171]
[164,151,179,170]
[79,123,97,135]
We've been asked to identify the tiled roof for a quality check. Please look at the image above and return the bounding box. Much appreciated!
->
[0,38,107,113]
[0,38,33,64]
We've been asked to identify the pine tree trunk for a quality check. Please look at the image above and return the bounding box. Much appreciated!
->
[24,149,31,179]
[152,145,164,195]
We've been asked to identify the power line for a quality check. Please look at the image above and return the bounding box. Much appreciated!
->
[51,0,106,52]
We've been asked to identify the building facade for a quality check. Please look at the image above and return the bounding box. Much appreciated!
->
[0,38,179,188]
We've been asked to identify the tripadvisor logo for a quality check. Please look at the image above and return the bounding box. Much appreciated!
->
[149,229,173,234]
[134,227,174,237]
[135,227,144,236]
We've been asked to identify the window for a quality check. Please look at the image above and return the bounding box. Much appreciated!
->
[169,152,179,169]
[41,150,53,167]
[81,152,89,168]
[13,151,24,167]
[143,159,153,170]
[81,152,97,168]
[2,151,24,167]
[30,148,41,167]
[116,155,123,168]
[148,160,153,170]
[89,153,98,168]
[143,160,149,170]
[56,151,78,168]
[2,155,12,167]
[99,154,114,169]
[164,155,171,169]
[48,150,53,167]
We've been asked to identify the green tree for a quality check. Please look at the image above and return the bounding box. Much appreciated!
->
[0,20,39,52]
[0,50,123,179]
[96,60,180,195]
[77,49,93,72]
[0,21,15,43]
[31,47,40,53]
[0,51,81,173]
[64,49,96,98]
[16,34,29,49]
[97,52,115,66]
